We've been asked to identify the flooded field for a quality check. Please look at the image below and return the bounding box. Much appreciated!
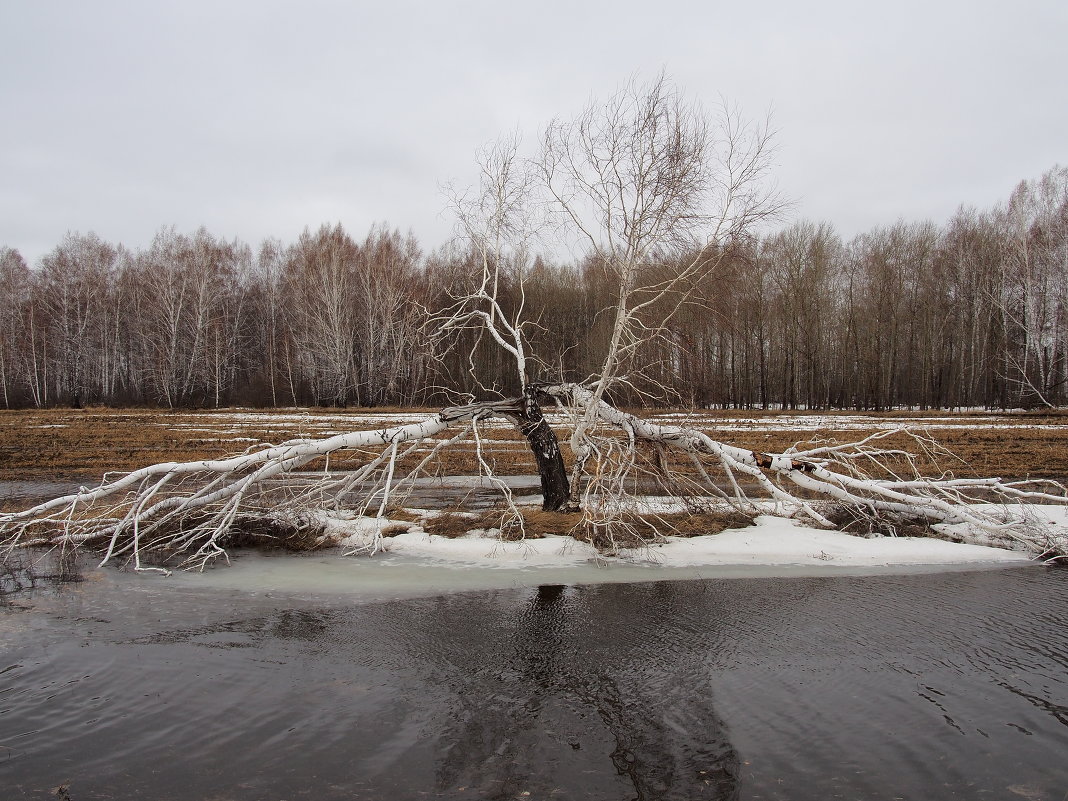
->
[2,560,1066,800]
[3,406,1066,798]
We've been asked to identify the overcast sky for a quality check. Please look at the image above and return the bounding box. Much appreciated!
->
[2,0,1065,266]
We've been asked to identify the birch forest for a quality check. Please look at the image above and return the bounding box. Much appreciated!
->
[1,165,1066,411]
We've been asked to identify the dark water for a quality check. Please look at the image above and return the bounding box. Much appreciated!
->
[0,475,542,512]
[0,480,85,505]
[2,567,1066,800]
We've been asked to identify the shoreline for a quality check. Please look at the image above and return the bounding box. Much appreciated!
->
[39,515,1036,606]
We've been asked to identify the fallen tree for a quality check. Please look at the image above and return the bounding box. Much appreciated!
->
[1,384,1066,572]
[4,75,1066,569]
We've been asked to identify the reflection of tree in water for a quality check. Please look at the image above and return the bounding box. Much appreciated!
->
[435,583,740,800]
[267,608,334,642]
[515,583,568,686]
[132,608,339,648]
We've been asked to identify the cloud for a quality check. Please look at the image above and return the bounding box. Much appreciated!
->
[2,0,1064,264]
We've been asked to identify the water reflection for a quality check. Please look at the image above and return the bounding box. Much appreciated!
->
[519,584,567,680]
[433,583,740,800]
[2,567,1067,800]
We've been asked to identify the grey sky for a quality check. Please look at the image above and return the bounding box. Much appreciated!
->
[2,0,1065,266]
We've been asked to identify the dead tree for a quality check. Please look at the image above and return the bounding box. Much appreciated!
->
[3,76,1066,569]
[1,385,1065,571]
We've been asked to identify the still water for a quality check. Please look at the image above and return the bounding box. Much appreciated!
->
[2,563,1066,800]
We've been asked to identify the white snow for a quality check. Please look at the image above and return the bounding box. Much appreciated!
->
[648,412,1068,432]
[154,508,1050,601]
[325,511,1036,572]
[632,515,1033,567]
[383,530,602,565]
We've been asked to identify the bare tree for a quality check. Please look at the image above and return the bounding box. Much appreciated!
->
[355,226,429,406]
[998,166,1068,407]
[2,82,1066,569]
[936,208,1005,409]
[204,239,253,407]
[537,73,784,511]
[437,132,571,510]
[439,133,539,392]
[0,247,30,407]
[763,222,841,409]
[37,232,118,407]
[132,228,236,407]
[250,238,288,407]
[283,224,361,406]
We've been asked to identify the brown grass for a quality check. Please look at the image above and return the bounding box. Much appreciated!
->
[825,506,943,541]
[639,511,756,537]
[2,407,1066,485]
[382,506,425,523]
[422,508,586,540]
[574,510,757,550]
[220,515,329,551]
[423,510,492,538]
[419,506,755,546]
[515,509,584,536]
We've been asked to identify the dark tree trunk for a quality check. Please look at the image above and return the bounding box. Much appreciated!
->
[445,387,572,512]
[512,384,571,511]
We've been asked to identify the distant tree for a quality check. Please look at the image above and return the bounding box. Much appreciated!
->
[763,222,841,409]
[936,208,1006,408]
[282,224,361,406]
[356,226,429,405]
[0,247,30,407]
[998,166,1068,407]
[37,232,118,407]
[248,238,289,407]
[131,228,235,407]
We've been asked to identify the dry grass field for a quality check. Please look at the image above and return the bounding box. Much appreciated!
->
[2,406,1067,488]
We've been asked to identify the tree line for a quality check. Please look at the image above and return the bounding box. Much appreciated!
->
[1,165,1065,411]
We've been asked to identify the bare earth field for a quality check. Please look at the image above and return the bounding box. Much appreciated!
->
[2,406,1067,488]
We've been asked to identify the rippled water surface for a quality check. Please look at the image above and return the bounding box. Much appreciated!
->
[2,565,1067,800]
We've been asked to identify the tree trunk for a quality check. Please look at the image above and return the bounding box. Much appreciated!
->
[511,384,570,511]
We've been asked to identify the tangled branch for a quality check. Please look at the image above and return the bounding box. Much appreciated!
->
[3,386,1066,571]
[0,399,520,571]
[544,384,1068,560]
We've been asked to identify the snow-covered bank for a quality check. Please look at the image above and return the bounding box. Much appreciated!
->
[636,516,1034,567]
[154,521,1035,602]
[135,509,1052,601]
[334,513,1035,570]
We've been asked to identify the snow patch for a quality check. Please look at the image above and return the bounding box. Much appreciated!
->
[318,512,401,551]
[321,511,1035,570]
[384,530,602,566]
[647,412,1068,432]
[629,516,1034,567]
